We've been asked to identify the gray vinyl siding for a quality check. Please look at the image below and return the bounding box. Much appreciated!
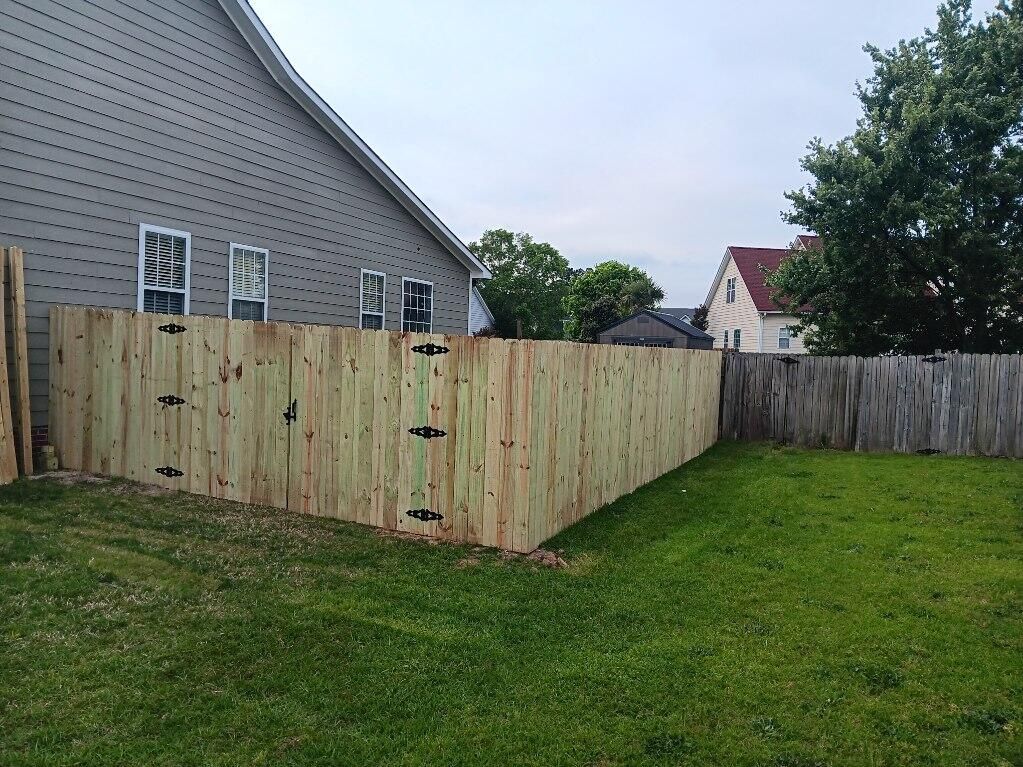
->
[597,315,715,350]
[0,0,473,429]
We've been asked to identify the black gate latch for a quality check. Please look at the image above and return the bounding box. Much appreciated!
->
[407,508,443,522]
[283,399,298,425]
[411,342,449,356]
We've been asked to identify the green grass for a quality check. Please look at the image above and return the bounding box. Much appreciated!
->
[1,443,1020,767]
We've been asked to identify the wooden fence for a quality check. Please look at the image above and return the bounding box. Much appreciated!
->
[720,352,1023,457]
[50,307,721,551]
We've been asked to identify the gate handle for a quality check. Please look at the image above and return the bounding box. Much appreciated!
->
[283,399,298,425]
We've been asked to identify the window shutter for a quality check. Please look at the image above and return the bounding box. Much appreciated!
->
[360,270,386,329]
[139,225,189,315]
[231,246,267,300]
[362,272,384,313]
[144,231,187,290]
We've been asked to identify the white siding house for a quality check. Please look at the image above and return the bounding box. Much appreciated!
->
[704,238,816,354]
[468,285,495,334]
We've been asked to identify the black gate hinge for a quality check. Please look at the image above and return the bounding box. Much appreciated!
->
[916,448,942,455]
[777,355,800,365]
[155,466,184,478]
[157,322,187,334]
[282,399,298,425]
[922,355,946,363]
[157,394,186,406]
[408,425,447,439]
[407,508,443,522]
[411,342,449,356]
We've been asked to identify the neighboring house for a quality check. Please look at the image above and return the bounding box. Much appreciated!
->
[468,286,495,334]
[0,0,490,444]
[656,307,697,324]
[704,237,818,354]
[597,309,715,350]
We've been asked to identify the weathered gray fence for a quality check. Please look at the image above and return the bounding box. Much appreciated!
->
[720,352,1023,457]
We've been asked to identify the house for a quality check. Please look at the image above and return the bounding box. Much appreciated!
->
[0,0,491,446]
[468,286,495,334]
[704,237,818,354]
[597,309,715,349]
[656,307,697,324]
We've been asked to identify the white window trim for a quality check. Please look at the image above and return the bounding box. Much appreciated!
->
[227,243,270,320]
[778,325,791,349]
[359,268,386,329]
[401,277,434,333]
[733,328,742,350]
[137,223,191,314]
[725,276,736,304]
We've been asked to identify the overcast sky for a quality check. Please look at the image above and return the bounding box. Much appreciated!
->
[249,0,996,306]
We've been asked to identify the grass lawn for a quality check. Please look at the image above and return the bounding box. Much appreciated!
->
[1,443,1020,766]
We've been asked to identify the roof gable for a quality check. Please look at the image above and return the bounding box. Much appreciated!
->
[599,309,713,340]
[218,0,490,279]
[727,246,790,312]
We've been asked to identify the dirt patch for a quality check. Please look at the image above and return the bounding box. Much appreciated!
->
[375,528,443,545]
[108,481,173,497]
[498,547,569,568]
[455,556,480,569]
[526,548,569,568]
[28,470,109,486]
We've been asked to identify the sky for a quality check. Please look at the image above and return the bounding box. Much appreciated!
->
[249,0,997,306]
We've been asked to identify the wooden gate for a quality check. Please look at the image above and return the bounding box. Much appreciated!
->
[51,310,293,504]
[50,307,722,551]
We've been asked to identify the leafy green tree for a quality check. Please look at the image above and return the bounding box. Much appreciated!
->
[771,0,1023,355]
[469,230,571,339]
[564,261,665,341]
[689,303,709,331]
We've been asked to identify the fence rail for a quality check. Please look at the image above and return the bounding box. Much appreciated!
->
[50,307,721,551]
[720,352,1023,457]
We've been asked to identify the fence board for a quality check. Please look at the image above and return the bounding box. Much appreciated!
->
[720,351,1023,458]
[50,307,721,551]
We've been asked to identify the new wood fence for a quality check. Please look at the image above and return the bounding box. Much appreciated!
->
[50,307,721,551]
[720,352,1023,457]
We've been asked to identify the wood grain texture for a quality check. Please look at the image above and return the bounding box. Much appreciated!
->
[49,307,722,551]
[720,352,1023,458]
[7,247,32,474]
[0,249,17,483]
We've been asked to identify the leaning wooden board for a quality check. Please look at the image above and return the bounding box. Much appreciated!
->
[49,307,722,552]
[0,249,18,483]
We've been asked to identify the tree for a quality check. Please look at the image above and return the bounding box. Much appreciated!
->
[469,230,571,340]
[689,303,709,331]
[564,261,665,342]
[771,0,1023,355]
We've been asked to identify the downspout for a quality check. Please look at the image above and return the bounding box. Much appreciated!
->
[758,312,765,352]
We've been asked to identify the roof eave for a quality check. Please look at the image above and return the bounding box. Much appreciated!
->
[218,0,491,280]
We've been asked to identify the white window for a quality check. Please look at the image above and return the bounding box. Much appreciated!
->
[228,244,269,321]
[733,328,741,350]
[360,269,386,329]
[778,325,791,349]
[401,278,433,333]
[723,329,729,349]
[725,277,736,304]
[137,224,190,314]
